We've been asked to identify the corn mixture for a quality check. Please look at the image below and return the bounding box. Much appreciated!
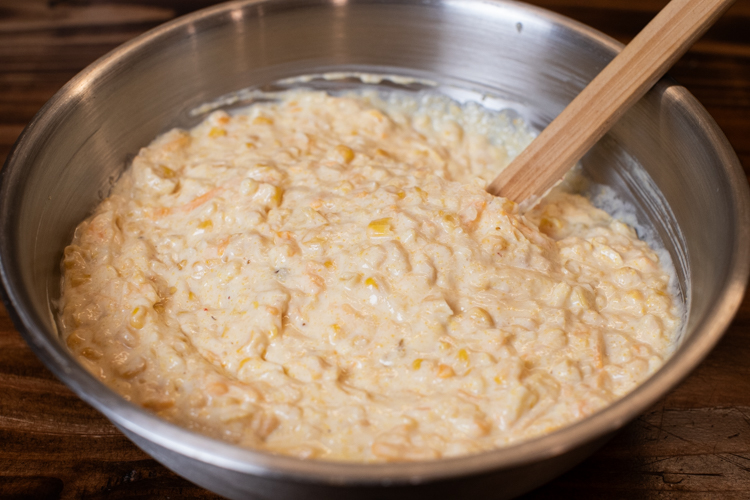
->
[59,90,680,461]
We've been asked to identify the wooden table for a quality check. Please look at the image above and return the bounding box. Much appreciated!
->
[1,0,749,498]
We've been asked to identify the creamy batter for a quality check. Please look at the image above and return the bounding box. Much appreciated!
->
[59,90,680,461]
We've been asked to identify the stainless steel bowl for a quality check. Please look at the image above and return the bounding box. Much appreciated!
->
[1,0,748,498]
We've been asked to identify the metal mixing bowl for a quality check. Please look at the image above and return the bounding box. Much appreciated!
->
[1,0,748,498]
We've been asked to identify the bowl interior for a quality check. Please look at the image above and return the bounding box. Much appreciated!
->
[1,0,748,490]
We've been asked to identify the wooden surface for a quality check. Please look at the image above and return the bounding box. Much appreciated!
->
[1,0,749,498]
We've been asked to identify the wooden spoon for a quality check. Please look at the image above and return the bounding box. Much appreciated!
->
[486,0,735,205]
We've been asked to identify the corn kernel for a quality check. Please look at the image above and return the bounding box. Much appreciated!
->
[81,347,102,360]
[70,274,91,288]
[129,307,146,329]
[253,116,274,125]
[252,301,259,309]
[198,220,213,230]
[375,148,390,158]
[209,127,227,138]
[336,181,354,194]
[324,260,334,269]
[414,186,428,201]
[468,307,494,327]
[437,364,455,378]
[443,214,458,226]
[305,236,327,247]
[458,349,469,362]
[271,186,284,206]
[165,133,191,151]
[245,142,256,148]
[627,290,644,301]
[66,332,85,349]
[335,145,355,163]
[188,292,197,301]
[572,288,591,309]
[412,358,423,370]
[241,178,259,196]
[153,301,166,313]
[70,314,82,328]
[157,165,176,178]
[396,190,406,199]
[177,259,187,270]
[539,217,561,235]
[364,277,379,290]
[268,325,279,339]
[368,217,392,237]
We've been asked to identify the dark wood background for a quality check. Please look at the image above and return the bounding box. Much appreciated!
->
[1,0,749,498]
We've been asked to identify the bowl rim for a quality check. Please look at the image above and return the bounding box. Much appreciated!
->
[1,0,749,486]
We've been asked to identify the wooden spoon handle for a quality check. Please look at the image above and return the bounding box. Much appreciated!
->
[486,0,735,202]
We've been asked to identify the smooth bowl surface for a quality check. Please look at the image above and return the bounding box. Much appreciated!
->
[1,0,749,498]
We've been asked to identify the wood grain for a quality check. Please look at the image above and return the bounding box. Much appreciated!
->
[487,0,736,202]
[1,0,749,498]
